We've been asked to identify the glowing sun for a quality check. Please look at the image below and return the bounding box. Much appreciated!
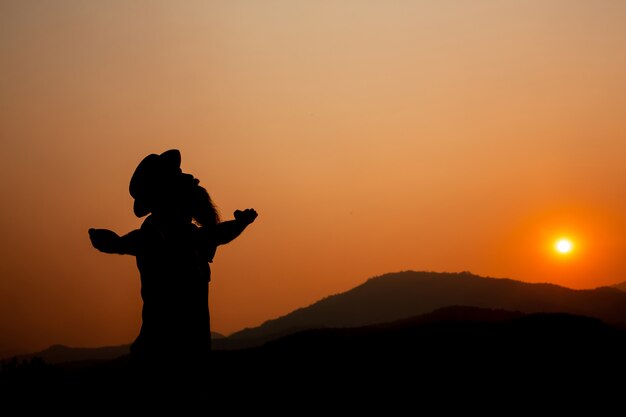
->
[555,238,574,254]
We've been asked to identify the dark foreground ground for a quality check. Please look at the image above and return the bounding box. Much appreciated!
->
[2,308,626,409]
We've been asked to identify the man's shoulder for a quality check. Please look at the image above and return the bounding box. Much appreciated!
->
[139,215,167,235]
[140,215,157,229]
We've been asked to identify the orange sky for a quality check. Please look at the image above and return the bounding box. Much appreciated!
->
[2,1,626,355]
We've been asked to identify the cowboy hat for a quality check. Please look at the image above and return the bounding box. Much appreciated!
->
[129,149,182,217]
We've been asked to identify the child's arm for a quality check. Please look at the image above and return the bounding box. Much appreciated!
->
[89,228,141,256]
[211,209,258,246]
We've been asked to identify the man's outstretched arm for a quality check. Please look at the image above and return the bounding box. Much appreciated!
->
[212,209,258,245]
[89,228,141,256]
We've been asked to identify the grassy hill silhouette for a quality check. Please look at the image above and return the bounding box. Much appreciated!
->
[10,332,225,364]
[209,305,626,400]
[4,305,626,398]
[249,306,622,358]
[23,344,130,364]
[227,271,626,347]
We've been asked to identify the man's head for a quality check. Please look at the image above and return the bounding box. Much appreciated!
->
[175,173,220,227]
[129,150,219,226]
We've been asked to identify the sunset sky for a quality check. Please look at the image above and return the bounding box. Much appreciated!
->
[2,1,626,356]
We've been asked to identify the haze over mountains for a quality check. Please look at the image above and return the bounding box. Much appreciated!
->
[614,281,626,293]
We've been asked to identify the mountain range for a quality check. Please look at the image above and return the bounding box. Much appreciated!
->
[225,270,626,347]
[7,271,626,362]
[10,332,224,364]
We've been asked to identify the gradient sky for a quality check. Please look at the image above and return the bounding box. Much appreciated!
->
[2,1,626,356]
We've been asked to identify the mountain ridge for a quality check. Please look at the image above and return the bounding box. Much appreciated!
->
[9,271,626,362]
[7,331,225,364]
[230,270,626,343]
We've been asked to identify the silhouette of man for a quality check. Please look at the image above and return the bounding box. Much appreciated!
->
[89,149,257,368]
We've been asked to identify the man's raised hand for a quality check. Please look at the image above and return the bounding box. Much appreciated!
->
[89,228,120,253]
[234,209,258,225]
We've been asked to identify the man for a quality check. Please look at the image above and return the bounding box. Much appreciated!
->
[89,149,257,368]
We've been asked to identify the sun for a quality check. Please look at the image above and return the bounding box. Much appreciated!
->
[555,238,574,254]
